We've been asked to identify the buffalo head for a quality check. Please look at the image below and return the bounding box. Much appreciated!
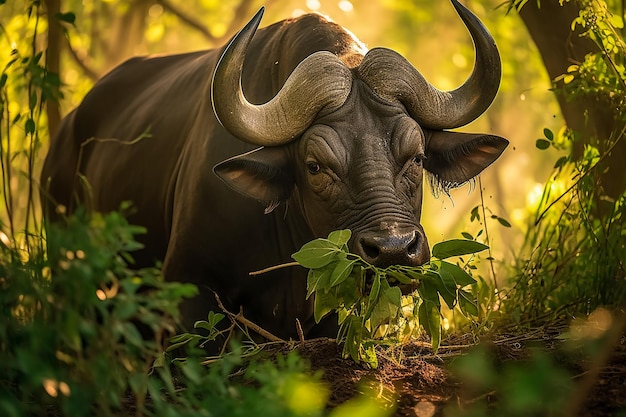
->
[212,0,508,269]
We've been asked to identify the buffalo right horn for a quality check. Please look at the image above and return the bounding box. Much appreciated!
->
[212,7,353,147]
[358,0,501,130]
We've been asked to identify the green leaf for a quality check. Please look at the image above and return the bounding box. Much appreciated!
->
[314,288,339,323]
[44,71,62,87]
[306,267,333,298]
[33,51,43,65]
[329,258,356,287]
[166,333,200,351]
[292,239,341,268]
[365,271,382,319]
[439,261,477,287]
[328,229,351,247]
[417,280,440,307]
[369,286,401,331]
[194,320,216,332]
[458,289,479,316]
[382,285,402,308]
[360,344,378,369]
[25,118,35,135]
[386,269,414,285]
[432,239,488,259]
[535,139,551,150]
[338,308,350,325]
[418,300,441,352]
[406,268,432,283]
[470,206,480,222]
[496,216,511,227]
[207,311,225,328]
[342,315,369,362]
[461,232,473,240]
[152,353,167,368]
[431,268,456,309]
[563,74,575,84]
[336,273,359,307]
[55,11,76,25]
[609,14,624,29]
[543,128,554,141]
[554,156,569,169]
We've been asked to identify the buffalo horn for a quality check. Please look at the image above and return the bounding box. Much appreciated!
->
[357,0,501,130]
[212,7,353,146]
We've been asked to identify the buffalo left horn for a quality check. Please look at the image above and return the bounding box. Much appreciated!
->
[212,7,353,146]
[357,0,501,130]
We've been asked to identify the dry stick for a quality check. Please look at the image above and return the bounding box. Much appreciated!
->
[295,318,305,346]
[214,292,285,343]
[249,261,300,276]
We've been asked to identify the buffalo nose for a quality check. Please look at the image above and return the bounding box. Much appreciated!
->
[355,229,430,268]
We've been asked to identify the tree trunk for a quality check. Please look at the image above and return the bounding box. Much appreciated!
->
[517,0,626,202]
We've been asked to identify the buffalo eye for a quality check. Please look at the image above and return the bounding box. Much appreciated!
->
[306,161,321,175]
[412,154,425,167]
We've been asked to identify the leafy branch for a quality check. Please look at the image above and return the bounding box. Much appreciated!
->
[291,230,487,367]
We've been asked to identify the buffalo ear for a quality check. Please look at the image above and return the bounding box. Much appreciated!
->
[213,147,293,211]
[424,130,508,190]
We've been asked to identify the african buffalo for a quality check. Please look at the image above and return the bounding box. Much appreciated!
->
[41,0,508,340]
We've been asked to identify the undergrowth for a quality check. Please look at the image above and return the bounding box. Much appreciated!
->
[504,0,626,320]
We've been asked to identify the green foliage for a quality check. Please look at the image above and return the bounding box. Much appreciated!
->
[4,210,400,417]
[151,348,333,417]
[0,209,196,417]
[0,0,60,250]
[158,319,395,417]
[162,349,395,417]
[505,1,626,323]
[506,145,626,320]
[558,0,626,118]
[292,230,488,367]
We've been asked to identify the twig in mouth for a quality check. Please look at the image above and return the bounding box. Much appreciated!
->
[249,261,301,276]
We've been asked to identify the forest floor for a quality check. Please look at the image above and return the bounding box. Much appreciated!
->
[285,325,626,417]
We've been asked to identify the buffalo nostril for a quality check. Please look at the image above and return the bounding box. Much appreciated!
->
[360,238,381,261]
[407,234,419,256]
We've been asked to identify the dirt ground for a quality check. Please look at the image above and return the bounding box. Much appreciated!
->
[289,327,626,417]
